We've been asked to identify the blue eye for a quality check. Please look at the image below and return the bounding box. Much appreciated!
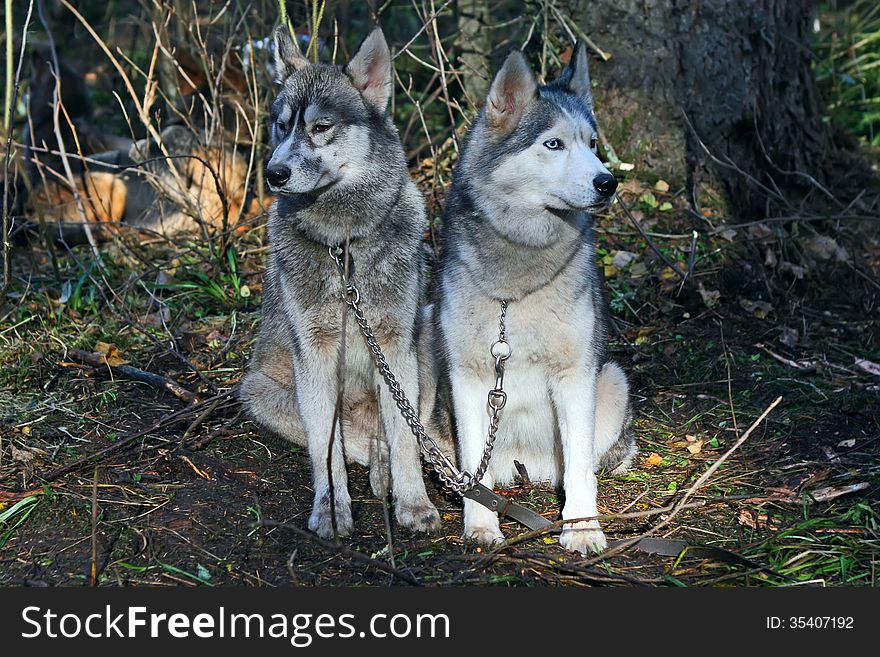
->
[543,138,564,151]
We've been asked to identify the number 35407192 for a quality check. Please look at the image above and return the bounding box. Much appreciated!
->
[766,617,854,629]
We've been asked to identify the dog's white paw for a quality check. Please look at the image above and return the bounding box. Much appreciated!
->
[559,521,607,555]
[395,499,441,533]
[308,502,354,539]
[463,522,505,548]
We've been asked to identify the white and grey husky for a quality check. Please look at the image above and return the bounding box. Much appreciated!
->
[422,44,637,554]
[240,28,440,539]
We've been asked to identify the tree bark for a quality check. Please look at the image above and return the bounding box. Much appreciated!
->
[573,0,861,219]
[456,0,492,105]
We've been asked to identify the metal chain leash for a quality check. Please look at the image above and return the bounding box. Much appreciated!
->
[329,246,509,495]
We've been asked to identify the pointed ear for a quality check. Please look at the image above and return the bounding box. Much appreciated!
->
[345,28,393,112]
[273,26,309,83]
[486,51,538,136]
[556,42,592,108]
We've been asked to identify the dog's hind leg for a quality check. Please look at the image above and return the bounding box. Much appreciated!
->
[594,361,637,475]
[239,335,306,448]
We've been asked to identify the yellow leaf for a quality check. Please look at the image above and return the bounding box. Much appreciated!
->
[658,267,679,282]
[604,265,619,278]
[94,341,128,366]
[442,513,455,522]
[654,179,670,192]
[633,326,655,345]
[686,440,704,455]
[645,452,663,467]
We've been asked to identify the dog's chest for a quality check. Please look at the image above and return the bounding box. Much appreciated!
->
[444,279,596,378]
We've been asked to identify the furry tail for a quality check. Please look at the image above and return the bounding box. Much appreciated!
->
[595,361,637,474]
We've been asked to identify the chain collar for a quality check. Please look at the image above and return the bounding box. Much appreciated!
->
[328,245,509,494]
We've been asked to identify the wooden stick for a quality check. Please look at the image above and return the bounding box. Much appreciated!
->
[65,349,198,403]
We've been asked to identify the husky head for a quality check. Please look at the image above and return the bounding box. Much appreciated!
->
[265,27,401,218]
[461,43,617,247]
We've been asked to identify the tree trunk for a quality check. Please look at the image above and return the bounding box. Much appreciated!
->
[573,0,861,219]
[456,0,492,105]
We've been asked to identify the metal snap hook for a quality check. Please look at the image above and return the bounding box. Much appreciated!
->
[488,389,507,410]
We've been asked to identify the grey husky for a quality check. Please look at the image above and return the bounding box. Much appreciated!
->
[239,27,440,539]
[422,43,636,554]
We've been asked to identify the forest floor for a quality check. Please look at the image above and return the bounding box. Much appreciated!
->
[1,172,879,587]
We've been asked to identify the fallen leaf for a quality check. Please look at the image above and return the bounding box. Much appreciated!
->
[628,261,649,279]
[802,235,850,263]
[837,439,856,448]
[654,179,670,192]
[658,267,680,283]
[617,162,635,171]
[10,445,45,463]
[611,250,638,269]
[738,509,783,531]
[645,452,663,467]
[0,488,44,502]
[686,440,704,455]
[697,283,720,308]
[639,192,658,209]
[739,298,773,319]
[633,326,656,345]
[94,341,128,366]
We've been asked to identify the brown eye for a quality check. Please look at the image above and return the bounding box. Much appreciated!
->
[313,122,333,134]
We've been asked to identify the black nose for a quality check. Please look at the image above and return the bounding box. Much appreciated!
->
[266,165,291,187]
[593,173,618,197]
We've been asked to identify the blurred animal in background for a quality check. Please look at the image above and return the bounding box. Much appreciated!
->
[16,42,263,245]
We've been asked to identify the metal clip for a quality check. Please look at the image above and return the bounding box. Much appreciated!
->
[488,389,507,410]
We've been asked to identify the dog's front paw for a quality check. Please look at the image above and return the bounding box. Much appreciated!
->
[308,502,354,539]
[395,499,441,533]
[463,522,505,548]
[559,521,607,555]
